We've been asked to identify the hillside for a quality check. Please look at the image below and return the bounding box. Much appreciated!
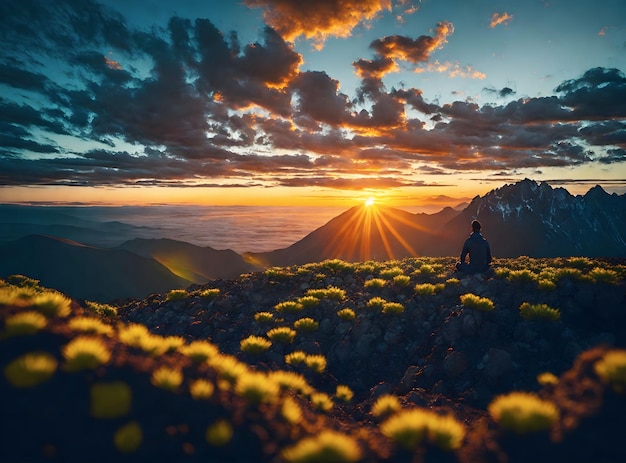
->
[0,235,191,301]
[115,238,260,283]
[1,257,625,462]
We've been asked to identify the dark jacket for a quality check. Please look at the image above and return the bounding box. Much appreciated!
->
[460,232,492,273]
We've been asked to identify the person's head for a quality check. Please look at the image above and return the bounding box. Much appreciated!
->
[471,220,481,232]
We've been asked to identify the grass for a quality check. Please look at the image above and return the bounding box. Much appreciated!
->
[372,394,402,419]
[62,336,111,371]
[90,381,132,418]
[240,335,272,354]
[488,392,560,434]
[294,317,319,332]
[189,379,215,399]
[206,419,234,446]
[364,278,386,289]
[3,351,58,387]
[267,327,297,343]
[335,384,354,402]
[519,302,561,321]
[3,311,47,337]
[337,308,356,320]
[114,421,143,453]
[594,349,626,393]
[282,430,361,463]
[235,372,280,405]
[380,408,465,451]
[460,293,495,312]
[150,366,183,391]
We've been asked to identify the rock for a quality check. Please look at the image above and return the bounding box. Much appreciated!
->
[398,365,421,393]
[443,351,468,378]
[483,348,512,381]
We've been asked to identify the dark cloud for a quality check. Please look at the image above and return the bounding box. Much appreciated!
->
[1,0,625,192]
[369,22,454,64]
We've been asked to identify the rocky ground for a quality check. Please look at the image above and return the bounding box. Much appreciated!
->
[1,256,626,462]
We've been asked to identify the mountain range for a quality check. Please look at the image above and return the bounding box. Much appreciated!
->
[1,179,625,301]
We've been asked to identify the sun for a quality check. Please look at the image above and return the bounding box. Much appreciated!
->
[365,197,375,207]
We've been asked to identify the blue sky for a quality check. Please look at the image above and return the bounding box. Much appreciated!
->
[1,0,625,206]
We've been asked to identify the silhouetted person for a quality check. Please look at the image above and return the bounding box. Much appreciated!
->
[455,220,492,274]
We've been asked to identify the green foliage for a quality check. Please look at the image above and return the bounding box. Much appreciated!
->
[371,394,401,419]
[381,408,465,451]
[31,291,72,317]
[519,302,560,321]
[90,381,132,418]
[68,316,114,336]
[445,278,460,286]
[567,256,592,269]
[3,311,47,337]
[488,392,559,434]
[460,293,495,312]
[537,372,558,386]
[208,354,248,384]
[267,326,297,343]
[414,283,438,295]
[151,366,183,391]
[297,295,321,309]
[507,269,538,283]
[62,336,111,371]
[4,351,57,387]
[380,267,404,280]
[337,308,356,320]
[282,430,361,463]
[382,301,405,314]
[165,289,188,301]
[235,371,280,404]
[114,421,142,453]
[197,288,220,299]
[6,274,40,288]
[537,279,557,291]
[206,419,233,446]
[594,349,626,393]
[321,259,353,272]
[294,317,319,332]
[364,278,386,289]
[281,396,303,424]
[269,370,313,396]
[305,354,327,373]
[178,340,219,363]
[335,384,354,402]
[310,392,334,412]
[366,297,387,310]
[589,267,618,284]
[306,286,346,301]
[275,300,304,313]
[254,311,274,323]
[392,274,412,286]
[84,300,118,317]
[285,351,308,366]
[240,335,272,354]
[189,379,214,399]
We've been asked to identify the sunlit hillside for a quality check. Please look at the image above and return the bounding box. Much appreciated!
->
[1,257,625,463]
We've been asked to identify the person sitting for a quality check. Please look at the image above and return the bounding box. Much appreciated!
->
[455,220,492,275]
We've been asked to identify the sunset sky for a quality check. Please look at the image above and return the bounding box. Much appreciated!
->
[1,0,625,209]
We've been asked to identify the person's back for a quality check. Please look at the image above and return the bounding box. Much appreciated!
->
[456,220,492,274]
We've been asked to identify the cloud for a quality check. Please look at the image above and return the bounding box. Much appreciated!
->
[369,21,454,64]
[244,0,391,49]
[415,60,486,79]
[483,86,516,98]
[1,0,626,192]
[490,12,513,28]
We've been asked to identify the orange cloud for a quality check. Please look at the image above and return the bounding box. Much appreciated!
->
[244,0,391,49]
[105,54,122,70]
[415,60,486,79]
[490,12,513,28]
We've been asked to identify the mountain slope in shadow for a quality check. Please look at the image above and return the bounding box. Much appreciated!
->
[0,235,191,301]
[115,238,260,284]
[245,204,460,267]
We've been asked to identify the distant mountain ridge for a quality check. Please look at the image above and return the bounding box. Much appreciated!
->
[247,179,626,266]
[0,235,191,302]
[1,179,625,302]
